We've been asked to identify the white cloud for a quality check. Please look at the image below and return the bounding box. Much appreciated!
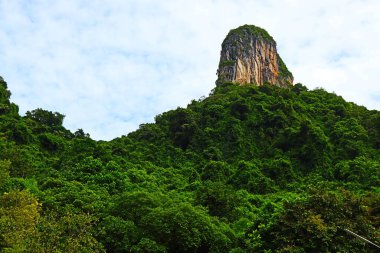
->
[0,0,379,140]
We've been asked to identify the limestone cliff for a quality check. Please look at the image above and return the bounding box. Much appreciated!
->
[217,25,293,87]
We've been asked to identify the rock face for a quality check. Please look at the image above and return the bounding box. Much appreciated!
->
[217,25,293,87]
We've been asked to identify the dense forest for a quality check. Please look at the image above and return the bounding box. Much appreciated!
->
[0,75,379,252]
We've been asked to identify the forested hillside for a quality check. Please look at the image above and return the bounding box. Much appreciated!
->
[0,76,379,252]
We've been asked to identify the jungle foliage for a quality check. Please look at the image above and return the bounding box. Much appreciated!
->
[0,76,379,252]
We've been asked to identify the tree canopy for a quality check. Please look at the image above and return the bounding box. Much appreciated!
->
[0,76,379,252]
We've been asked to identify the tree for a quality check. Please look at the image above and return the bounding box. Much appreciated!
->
[229,161,276,194]
[97,215,139,253]
[195,181,243,221]
[0,160,10,189]
[0,76,11,104]
[141,203,232,252]
[331,118,368,159]
[0,190,40,252]
[165,108,199,149]
[25,108,65,131]
[200,161,232,182]
[30,211,105,253]
[252,189,380,252]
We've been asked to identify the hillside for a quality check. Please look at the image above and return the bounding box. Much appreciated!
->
[1,76,379,252]
[1,25,379,252]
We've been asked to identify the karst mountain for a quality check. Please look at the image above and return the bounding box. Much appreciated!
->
[217,25,293,87]
[0,25,379,252]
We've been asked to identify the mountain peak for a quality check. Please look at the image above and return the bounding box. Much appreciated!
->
[217,25,293,87]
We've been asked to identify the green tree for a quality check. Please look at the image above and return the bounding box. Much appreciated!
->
[229,161,276,194]
[0,190,40,252]
[141,203,232,252]
[331,118,368,159]
[0,160,10,189]
[254,189,379,252]
[30,211,105,253]
[195,181,243,221]
[25,109,64,128]
[97,215,139,253]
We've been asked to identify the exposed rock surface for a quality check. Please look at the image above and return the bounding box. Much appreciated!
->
[217,25,293,87]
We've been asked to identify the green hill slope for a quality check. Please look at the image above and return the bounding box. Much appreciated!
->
[0,76,379,252]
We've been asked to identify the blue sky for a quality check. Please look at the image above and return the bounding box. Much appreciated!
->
[1,0,379,140]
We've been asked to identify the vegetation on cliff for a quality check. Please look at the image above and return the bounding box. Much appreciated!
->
[223,24,276,45]
[0,74,379,252]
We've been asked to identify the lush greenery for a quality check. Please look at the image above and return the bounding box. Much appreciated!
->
[219,60,236,68]
[0,76,379,252]
[277,55,293,81]
[225,25,275,44]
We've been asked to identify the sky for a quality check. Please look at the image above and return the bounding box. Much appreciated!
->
[1,0,379,140]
